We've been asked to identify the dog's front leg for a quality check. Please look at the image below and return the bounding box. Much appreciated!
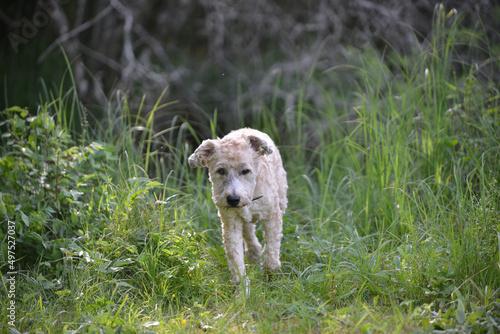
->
[221,215,245,284]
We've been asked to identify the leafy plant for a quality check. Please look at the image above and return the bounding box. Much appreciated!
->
[0,104,112,269]
[1,4,499,333]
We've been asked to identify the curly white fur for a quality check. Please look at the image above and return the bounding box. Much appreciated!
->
[189,128,288,284]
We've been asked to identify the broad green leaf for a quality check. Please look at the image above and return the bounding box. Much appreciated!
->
[21,211,30,227]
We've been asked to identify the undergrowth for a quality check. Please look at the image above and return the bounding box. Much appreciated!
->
[1,5,499,333]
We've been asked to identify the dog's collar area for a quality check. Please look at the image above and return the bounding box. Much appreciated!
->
[252,195,264,201]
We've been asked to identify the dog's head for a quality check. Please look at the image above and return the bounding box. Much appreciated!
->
[188,133,272,209]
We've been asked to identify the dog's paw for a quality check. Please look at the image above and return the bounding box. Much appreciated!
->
[263,256,281,272]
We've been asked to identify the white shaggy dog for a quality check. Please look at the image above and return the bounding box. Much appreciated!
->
[188,128,288,284]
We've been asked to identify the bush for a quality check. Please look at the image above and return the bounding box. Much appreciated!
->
[0,105,111,269]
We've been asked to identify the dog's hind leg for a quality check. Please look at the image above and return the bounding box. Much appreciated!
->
[262,212,283,272]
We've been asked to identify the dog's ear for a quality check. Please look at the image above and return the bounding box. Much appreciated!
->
[248,135,273,155]
[188,139,217,167]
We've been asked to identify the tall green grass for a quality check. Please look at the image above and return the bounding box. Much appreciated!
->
[1,5,499,333]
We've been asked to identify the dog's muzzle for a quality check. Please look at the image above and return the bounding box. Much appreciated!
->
[226,195,263,208]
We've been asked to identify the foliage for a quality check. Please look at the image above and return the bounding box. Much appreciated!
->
[0,104,112,268]
[1,4,500,333]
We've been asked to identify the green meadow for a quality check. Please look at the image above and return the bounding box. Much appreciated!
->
[1,7,499,333]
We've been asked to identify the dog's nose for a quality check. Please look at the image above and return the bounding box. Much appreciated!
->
[227,195,240,207]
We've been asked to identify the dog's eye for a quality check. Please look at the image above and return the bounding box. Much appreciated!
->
[216,168,226,176]
[241,169,251,175]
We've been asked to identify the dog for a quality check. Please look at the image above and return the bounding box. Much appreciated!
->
[188,128,288,284]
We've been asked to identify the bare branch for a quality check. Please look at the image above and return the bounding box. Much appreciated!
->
[78,44,122,72]
[38,4,113,63]
[110,0,136,82]
[0,10,21,28]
